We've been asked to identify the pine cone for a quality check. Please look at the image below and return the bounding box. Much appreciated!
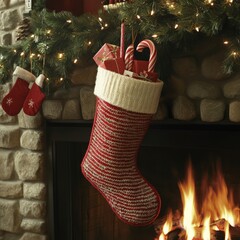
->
[15,17,32,41]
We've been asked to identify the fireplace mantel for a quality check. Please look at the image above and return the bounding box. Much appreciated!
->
[46,119,240,148]
[46,120,240,240]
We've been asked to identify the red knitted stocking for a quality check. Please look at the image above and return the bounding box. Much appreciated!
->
[81,67,163,226]
[23,74,45,116]
[1,67,35,116]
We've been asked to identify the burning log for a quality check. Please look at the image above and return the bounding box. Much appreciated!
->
[155,216,240,240]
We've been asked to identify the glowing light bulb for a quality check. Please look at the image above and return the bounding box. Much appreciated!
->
[74,59,78,63]
[47,29,51,34]
[174,24,179,29]
[66,19,72,23]
[151,10,155,15]
[98,17,103,22]
[88,41,92,45]
[223,41,229,45]
[136,15,141,20]
[152,34,158,38]
[58,53,64,59]
[195,27,200,32]
[20,52,25,56]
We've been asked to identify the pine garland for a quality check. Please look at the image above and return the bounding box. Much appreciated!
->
[1,0,240,94]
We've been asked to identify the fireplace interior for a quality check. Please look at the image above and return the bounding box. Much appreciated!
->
[46,120,240,240]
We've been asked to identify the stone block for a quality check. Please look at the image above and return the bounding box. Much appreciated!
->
[0,0,10,9]
[19,200,46,218]
[2,32,12,45]
[23,183,46,200]
[0,150,14,180]
[19,233,47,240]
[200,99,226,122]
[0,199,21,233]
[0,125,20,148]
[152,103,168,120]
[18,110,43,129]
[187,80,221,99]
[172,96,196,121]
[223,74,240,99]
[0,181,22,198]
[20,130,43,150]
[62,99,81,120]
[80,87,96,120]
[0,9,20,30]
[42,100,62,119]
[20,219,46,234]
[14,151,44,181]
[229,101,240,122]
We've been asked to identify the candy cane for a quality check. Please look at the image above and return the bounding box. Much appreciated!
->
[125,44,134,71]
[136,40,157,73]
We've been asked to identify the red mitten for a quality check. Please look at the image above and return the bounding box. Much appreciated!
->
[81,67,164,226]
[1,67,36,116]
[23,74,45,116]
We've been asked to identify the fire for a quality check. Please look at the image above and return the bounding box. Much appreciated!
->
[158,161,239,240]
[178,162,199,240]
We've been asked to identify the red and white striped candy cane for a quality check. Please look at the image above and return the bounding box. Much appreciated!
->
[136,40,157,73]
[125,44,134,71]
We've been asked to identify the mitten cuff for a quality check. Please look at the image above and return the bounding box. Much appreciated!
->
[13,66,36,83]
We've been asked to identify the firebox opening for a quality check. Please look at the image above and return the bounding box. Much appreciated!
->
[47,121,240,240]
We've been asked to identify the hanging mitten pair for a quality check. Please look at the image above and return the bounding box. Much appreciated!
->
[2,66,45,116]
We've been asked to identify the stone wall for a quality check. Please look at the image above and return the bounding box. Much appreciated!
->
[0,1,48,240]
[0,0,25,45]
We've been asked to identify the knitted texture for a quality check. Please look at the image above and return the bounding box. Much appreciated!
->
[81,67,163,226]
[81,98,161,225]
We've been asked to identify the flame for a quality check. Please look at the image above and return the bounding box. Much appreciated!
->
[178,161,199,240]
[158,160,239,240]
[159,210,173,240]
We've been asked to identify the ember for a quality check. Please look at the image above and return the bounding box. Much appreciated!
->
[155,161,240,240]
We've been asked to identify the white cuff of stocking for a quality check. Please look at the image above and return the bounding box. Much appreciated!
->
[13,66,36,83]
[94,67,164,114]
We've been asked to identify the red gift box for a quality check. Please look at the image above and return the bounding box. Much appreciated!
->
[103,58,125,74]
[132,60,158,82]
[93,43,125,74]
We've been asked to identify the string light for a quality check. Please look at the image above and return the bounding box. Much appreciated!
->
[46,29,51,34]
[13,49,17,53]
[73,58,78,64]
[66,19,72,23]
[88,41,92,46]
[152,34,158,38]
[59,77,64,81]
[195,27,200,32]
[98,17,103,22]
[20,52,25,57]
[223,41,229,45]
[136,14,141,20]
[174,24,179,29]
[58,53,64,59]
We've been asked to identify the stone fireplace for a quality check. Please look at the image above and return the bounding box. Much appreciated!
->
[1,39,240,239]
